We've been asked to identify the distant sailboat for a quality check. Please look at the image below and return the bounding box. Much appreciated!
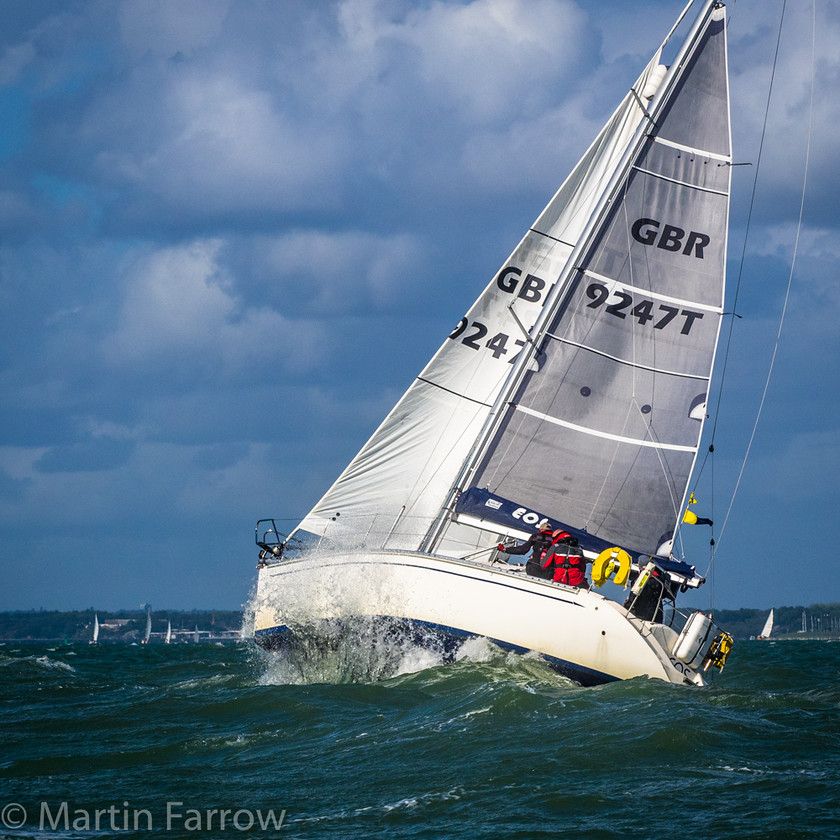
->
[193,626,200,644]
[757,609,774,640]
[90,613,99,645]
[142,606,152,644]
[165,620,172,644]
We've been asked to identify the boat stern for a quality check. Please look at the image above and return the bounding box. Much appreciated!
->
[668,611,734,685]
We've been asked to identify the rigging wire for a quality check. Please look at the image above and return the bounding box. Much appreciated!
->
[702,0,815,584]
[679,0,788,585]
[707,1,787,446]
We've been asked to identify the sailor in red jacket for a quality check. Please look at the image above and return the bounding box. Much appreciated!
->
[547,532,589,589]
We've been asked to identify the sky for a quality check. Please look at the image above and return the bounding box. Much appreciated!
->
[1,0,838,614]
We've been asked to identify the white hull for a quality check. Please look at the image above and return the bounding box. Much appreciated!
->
[253,551,707,686]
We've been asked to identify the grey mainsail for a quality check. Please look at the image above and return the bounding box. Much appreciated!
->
[459,6,730,557]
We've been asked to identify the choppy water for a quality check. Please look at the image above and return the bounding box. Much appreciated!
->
[1,636,838,839]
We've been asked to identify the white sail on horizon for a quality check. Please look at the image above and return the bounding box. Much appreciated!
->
[759,609,774,639]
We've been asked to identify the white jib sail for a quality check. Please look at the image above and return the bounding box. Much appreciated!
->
[294,39,683,553]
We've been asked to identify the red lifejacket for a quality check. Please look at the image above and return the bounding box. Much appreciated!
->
[553,553,587,587]
[549,532,587,587]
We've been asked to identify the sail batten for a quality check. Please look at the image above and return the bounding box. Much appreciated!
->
[545,337,712,380]
[631,165,730,195]
[561,271,724,311]
[528,229,576,248]
[514,406,700,454]
[415,377,494,407]
[652,136,730,161]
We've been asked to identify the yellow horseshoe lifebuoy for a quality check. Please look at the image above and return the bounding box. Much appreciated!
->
[592,547,632,587]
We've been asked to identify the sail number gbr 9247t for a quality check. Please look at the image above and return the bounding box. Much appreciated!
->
[449,255,709,363]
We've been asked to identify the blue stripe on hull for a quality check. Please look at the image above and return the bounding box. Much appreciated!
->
[254,617,618,688]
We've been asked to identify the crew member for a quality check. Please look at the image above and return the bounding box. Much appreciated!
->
[624,562,675,622]
[548,533,589,589]
[497,519,555,579]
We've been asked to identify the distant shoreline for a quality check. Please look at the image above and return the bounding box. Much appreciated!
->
[3,603,840,642]
[0,608,244,643]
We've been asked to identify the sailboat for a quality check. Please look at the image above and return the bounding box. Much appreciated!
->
[757,609,774,640]
[165,620,172,645]
[89,613,99,645]
[252,0,737,686]
[142,606,152,645]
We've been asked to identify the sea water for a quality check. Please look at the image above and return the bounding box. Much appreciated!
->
[0,636,838,840]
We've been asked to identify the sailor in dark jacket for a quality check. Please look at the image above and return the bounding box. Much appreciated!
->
[497,519,555,579]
